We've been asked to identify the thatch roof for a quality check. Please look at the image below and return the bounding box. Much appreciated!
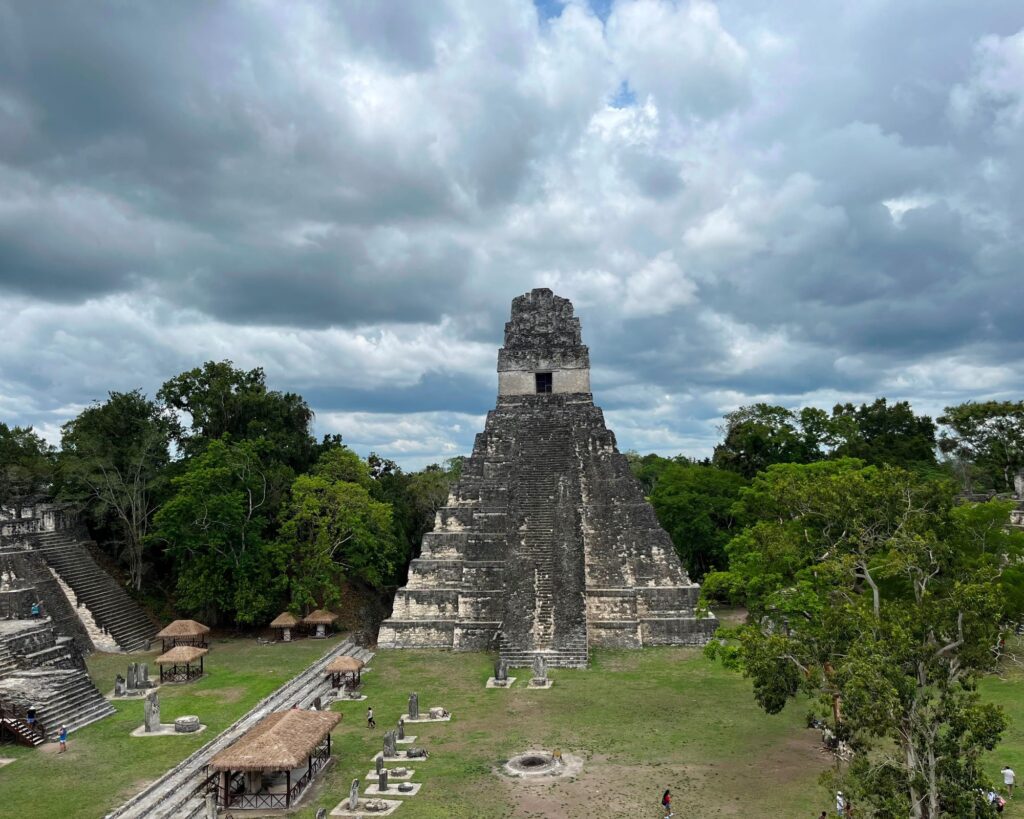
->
[270,612,301,628]
[302,609,338,625]
[155,645,209,665]
[156,619,210,638]
[209,710,341,772]
[325,655,364,674]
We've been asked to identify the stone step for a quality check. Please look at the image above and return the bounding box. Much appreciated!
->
[28,534,156,651]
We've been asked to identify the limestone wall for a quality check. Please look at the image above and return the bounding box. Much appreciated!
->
[498,368,592,395]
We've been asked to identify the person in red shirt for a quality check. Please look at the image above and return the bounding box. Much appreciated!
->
[662,788,673,817]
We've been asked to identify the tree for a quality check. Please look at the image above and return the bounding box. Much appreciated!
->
[705,460,1024,816]
[278,460,401,610]
[830,398,937,470]
[406,461,460,548]
[158,360,317,472]
[712,404,822,478]
[149,438,288,624]
[312,446,372,489]
[938,401,1024,492]
[625,451,688,495]
[0,423,55,513]
[649,463,746,579]
[58,391,176,589]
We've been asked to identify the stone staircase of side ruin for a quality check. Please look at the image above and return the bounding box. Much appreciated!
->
[32,668,116,739]
[0,621,116,741]
[27,531,157,652]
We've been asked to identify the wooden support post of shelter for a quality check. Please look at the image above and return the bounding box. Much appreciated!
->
[155,645,208,683]
[208,709,341,810]
[155,619,210,652]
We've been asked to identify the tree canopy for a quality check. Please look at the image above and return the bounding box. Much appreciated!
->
[0,423,55,511]
[278,448,401,610]
[158,360,317,472]
[649,462,746,580]
[713,400,938,479]
[938,400,1024,492]
[58,390,176,589]
[705,459,1024,816]
[148,437,289,624]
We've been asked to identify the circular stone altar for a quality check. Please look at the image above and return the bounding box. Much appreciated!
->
[174,715,201,733]
[501,751,582,779]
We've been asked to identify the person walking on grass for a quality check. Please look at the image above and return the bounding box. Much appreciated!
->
[58,724,67,753]
[367,706,376,729]
[1003,765,1016,797]
[836,791,845,818]
[661,788,673,817]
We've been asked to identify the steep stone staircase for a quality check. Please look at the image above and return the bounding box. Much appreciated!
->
[500,413,589,668]
[28,531,156,651]
[0,623,116,742]
[30,668,116,739]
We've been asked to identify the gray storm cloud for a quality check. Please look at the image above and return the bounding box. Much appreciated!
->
[0,0,1022,468]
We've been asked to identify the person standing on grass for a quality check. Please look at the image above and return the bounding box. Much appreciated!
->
[367,706,376,729]
[58,724,67,753]
[1003,765,1016,797]
[835,791,845,817]
[661,788,673,817]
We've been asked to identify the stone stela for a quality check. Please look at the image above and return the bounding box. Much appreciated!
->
[379,288,717,668]
[528,654,552,688]
[486,658,517,688]
[144,690,160,732]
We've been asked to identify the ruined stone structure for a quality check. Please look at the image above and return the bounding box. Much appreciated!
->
[378,289,716,667]
[0,562,115,741]
[0,504,156,652]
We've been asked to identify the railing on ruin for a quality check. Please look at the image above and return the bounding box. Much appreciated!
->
[0,701,46,744]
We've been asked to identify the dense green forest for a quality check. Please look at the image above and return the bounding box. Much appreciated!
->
[0,361,459,630]
[3,365,1024,812]
[1,364,1022,641]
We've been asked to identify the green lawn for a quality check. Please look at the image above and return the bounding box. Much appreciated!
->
[0,635,346,819]
[4,637,1024,818]
[305,647,831,818]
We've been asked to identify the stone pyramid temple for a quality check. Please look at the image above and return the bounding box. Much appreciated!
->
[378,288,715,667]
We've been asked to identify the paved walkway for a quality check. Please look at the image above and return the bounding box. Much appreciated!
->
[105,638,374,819]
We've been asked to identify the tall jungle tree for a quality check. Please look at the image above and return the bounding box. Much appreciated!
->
[705,459,1024,816]
[58,391,176,589]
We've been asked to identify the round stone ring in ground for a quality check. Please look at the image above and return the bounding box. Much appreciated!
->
[501,750,584,779]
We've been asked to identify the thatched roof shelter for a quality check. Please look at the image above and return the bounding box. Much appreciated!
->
[155,645,208,665]
[270,611,301,628]
[156,619,210,638]
[302,609,338,625]
[326,656,364,674]
[209,710,341,772]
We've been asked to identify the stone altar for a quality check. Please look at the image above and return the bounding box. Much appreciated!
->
[379,289,716,668]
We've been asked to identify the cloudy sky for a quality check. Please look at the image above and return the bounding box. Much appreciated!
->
[1,1,1022,468]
